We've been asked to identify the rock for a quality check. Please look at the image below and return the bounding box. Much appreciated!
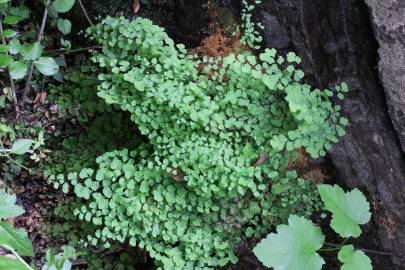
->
[259,0,405,269]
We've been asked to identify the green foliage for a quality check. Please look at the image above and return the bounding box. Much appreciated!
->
[0,255,31,270]
[48,0,76,38]
[52,0,76,13]
[338,245,372,270]
[46,197,143,270]
[9,61,29,79]
[0,190,34,269]
[254,185,373,270]
[42,246,78,270]
[45,62,141,179]
[34,57,59,76]
[0,191,33,257]
[1,120,45,179]
[0,1,60,80]
[0,191,25,219]
[46,16,349,270]
[253,215,325,270]
[0,190,77,270]
[10,139,33,155]
[318,184,371,238]
[57,18,72,35]
[240,0,263,49]
[0,221,34,256]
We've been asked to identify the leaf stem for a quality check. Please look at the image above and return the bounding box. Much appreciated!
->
[45,46,101,56]
[319,247,340,252]
[0,15,19,113]
[3,155,41,176]
[22,0,50,104]
[78,0,93,26]
[324,242,395,256]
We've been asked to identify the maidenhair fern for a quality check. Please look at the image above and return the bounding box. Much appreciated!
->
[48,16,348,270]
[240,0,264,49]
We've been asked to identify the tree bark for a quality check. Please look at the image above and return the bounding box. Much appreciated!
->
[259,0,405,269]
[365,0,405,153]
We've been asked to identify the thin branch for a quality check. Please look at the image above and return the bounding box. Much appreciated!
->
[0,16,19,112]
[22,0,50,104]
[71,258,88,266]
[78,0,93,26]
[45,46,101,56]
[0,155,42,176]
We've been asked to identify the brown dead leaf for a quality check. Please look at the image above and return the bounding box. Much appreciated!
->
[133,0,140,14]
[169,168,185,182]
[39,152,47,159]
[33,92,47,105]
[254,154,268,167]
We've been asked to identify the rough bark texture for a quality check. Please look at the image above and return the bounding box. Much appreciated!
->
[365,0,405,153]
[259,0,405,269]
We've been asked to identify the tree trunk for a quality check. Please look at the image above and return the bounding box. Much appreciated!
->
[259,0,405,269]
[365,0,405,153]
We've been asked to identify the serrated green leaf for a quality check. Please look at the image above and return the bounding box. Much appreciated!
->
[0,53,13,67]
[3,29,17,38]
[0,221,34,256]
[8,39,21,55]
[21,42,42,61]
[10,139,33,155]
[9,6,30,20]
[338,245,372,270]
[0,192,25,219]
[53,0,76,13]
[0,256,31,270]
[57,18,72,35]
[34,57,59,76]
[0,44,8,53]
[253,215,325,270]
[9,61,28,79]
[318,184,371,238]
[3,16,22,25]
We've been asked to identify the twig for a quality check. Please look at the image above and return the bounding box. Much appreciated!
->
[45,46,101,56]
[5,156,41,176]
[324,242,396,256]
[0,16,18,112]
[22,0,50,104]
[78,0,93,26]
[71,258,88,266]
